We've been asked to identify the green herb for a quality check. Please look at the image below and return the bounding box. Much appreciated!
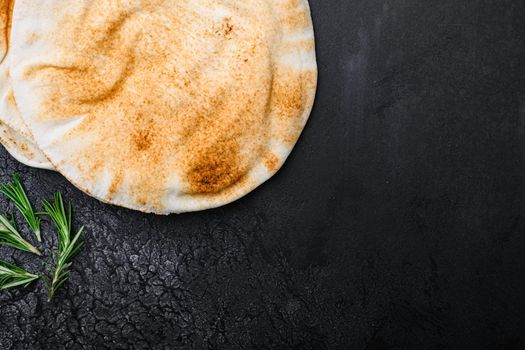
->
[0,259,39,289]
[0,174,41,242]
[41,192,84,301]
[0,175,86,302]
[0,214,42,255]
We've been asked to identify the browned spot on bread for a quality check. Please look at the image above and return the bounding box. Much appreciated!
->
[108,170,123,198]
[131,113,155,151]
[133,128,153,151]
[215,17,234,38]
[274,77,305,118]
[185,138,242,194]
[5,87,15,107]
[271,69,317,146]
[280,0,312,30]
[223,18,233,36]
[263,152,279,172]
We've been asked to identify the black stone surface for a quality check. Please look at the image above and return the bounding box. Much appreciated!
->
[1,1,525,349]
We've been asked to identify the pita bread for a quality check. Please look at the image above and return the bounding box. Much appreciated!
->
[11,0,317,213]
[0,0,53,169]
[0,118,53,169]
[0,63,54,170]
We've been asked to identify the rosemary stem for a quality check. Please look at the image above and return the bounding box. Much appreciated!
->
[47,265,63,301]
[35,228,41,243]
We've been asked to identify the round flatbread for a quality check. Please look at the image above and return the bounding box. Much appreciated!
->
[11,0,317,213]
[0,0,54,169]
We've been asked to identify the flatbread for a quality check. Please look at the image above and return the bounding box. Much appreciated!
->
[11,0,317,213]
[0,118,52,169]
[0,63,54,170]
[0,0,53,169]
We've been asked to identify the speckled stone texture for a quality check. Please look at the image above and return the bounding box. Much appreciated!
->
[1,0,525,349]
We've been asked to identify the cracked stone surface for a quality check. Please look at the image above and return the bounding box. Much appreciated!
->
[1,0,525,349]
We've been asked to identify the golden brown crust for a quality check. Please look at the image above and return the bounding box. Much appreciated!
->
[263,152,279,173]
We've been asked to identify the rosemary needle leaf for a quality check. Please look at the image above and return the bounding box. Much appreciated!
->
[42,192,84,302]
[0,174,41,242]
[0,214,42,256]
[0,260,39,289]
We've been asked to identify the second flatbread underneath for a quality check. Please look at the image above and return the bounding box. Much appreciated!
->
[0,0,53,169]
[0,119,53,169]
[0,73,54,170]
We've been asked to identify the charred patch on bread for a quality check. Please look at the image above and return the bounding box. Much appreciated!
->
[185,138,242,194]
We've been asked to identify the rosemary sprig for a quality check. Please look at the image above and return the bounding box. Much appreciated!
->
[1,174,41,241]
[0,214,42,255]
[0,259,39,289]
[41,192,84,302]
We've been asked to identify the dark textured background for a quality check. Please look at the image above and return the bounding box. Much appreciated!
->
[1,0,525,349]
